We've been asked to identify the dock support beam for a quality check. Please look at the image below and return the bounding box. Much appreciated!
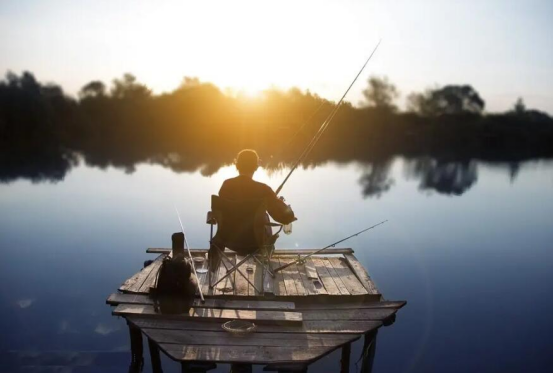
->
[360,330,378,373]
[127,321,144,373]
[340,342,351,373]
[148,337,163,373]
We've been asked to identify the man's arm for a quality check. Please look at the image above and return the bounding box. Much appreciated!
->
[266,188,296,224]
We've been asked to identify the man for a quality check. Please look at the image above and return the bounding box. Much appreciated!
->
[219,149,296,227]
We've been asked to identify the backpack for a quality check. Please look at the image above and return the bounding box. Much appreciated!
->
[151,255,197,314]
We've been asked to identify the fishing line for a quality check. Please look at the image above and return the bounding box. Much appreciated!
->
[275,39,382,195]
[175,206,205,303]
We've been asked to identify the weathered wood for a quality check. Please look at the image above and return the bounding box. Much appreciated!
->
[322,258,350,295]
[214,254,235,296]
[148,337,163,373]
[271,257,287,296]
[159,344,334,364]
[113,304,302,324]
[143,329,356,348]
[195,255,209,296]
[303,259,318,280]
[301,308,396,321]
[294,300,405,310]
[305,258,327,295]
[234,255,250,296]
[279,257,300,296]
[147,248,354,255]
[340,342,351,373]
[263,258,275,295]
[361,330,378,373]
[246,256,260,296]
[343,254,380,295]
[138,257,164,293]
[106,293,296,310]
[296,262,319,296]
[128,316,382,335]
[311,258,341,295]
[119,255,165,293]
[328,257,368,296]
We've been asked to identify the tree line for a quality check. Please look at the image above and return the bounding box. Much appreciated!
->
[1,71,552,195]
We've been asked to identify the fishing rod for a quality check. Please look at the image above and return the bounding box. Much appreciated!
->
[175,207,205,303]
[273,220,388,273]
[275,39,382,196]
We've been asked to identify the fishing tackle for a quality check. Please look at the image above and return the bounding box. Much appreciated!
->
[273,220,388,273]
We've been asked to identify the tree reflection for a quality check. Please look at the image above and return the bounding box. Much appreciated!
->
[1,71,552,197]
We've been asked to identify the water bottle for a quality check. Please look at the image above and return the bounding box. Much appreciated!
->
[283,222,293,235]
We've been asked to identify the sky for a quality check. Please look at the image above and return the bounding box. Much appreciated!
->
[1,0,552,113]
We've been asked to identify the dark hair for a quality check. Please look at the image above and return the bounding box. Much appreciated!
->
[235,149,259,174]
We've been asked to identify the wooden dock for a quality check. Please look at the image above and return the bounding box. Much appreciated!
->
[108,246,405,372]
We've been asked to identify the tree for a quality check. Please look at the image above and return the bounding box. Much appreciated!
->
[79,81,106,99]
[362,76,399,112]
[408,85,485,116]
[512,97,526,115]
[110,73,151,99]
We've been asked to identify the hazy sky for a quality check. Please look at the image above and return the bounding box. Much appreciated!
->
[1,0,552,113]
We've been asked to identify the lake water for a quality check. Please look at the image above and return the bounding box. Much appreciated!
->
[1,158,552,372]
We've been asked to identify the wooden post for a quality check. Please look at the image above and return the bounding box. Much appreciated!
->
[360,330,378,373]
[127,321,143,373]
[340,342,351,373]
[148,337,163,373]
[172,232,185,258]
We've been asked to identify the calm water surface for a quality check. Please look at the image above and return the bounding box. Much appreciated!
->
[1,159,552,372]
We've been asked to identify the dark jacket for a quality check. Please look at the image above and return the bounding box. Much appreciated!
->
[219,175,296,225]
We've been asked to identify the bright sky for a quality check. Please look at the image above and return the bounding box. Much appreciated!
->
[1,0,552,113]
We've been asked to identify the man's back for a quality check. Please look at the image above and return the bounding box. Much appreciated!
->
[219,175,295,225]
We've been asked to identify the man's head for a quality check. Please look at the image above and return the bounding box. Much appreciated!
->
[235,149,259,175]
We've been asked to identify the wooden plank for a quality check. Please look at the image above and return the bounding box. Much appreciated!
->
[195,255,209,297]
[159,344,334,364]
[311,258,340,295]
[271,257,287,296]
[138,257,164,293]
[119,255,165,293]
[106,293,296,310]
[246,256,260,296]
[129,316,382,334]
[304,259,318,279]
[328,257,368,296]
[343,254,379,294]
[278,257,299,296]
[301,308,396,321]
[147,248,354,255]
[114,304,302,324]
[296,262,318,296]
[263,258,275,295]
[322,258,350,295]
[294,300,406,310]
[143,329,356,348]
[234,255,250,296]
[214,254,235,296]
[305,258,327,295]
[205,256,222,296]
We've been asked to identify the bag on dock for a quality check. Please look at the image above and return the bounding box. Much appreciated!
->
[151,255,197,314]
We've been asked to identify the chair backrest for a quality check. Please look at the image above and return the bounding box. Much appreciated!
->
[211,194,268,254]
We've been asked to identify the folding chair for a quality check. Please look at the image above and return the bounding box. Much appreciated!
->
[206,195,283,294]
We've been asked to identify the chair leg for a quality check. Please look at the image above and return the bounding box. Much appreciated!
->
[211,252,260,292]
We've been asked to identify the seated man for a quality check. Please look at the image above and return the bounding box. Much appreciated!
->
[218,149,296,245]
